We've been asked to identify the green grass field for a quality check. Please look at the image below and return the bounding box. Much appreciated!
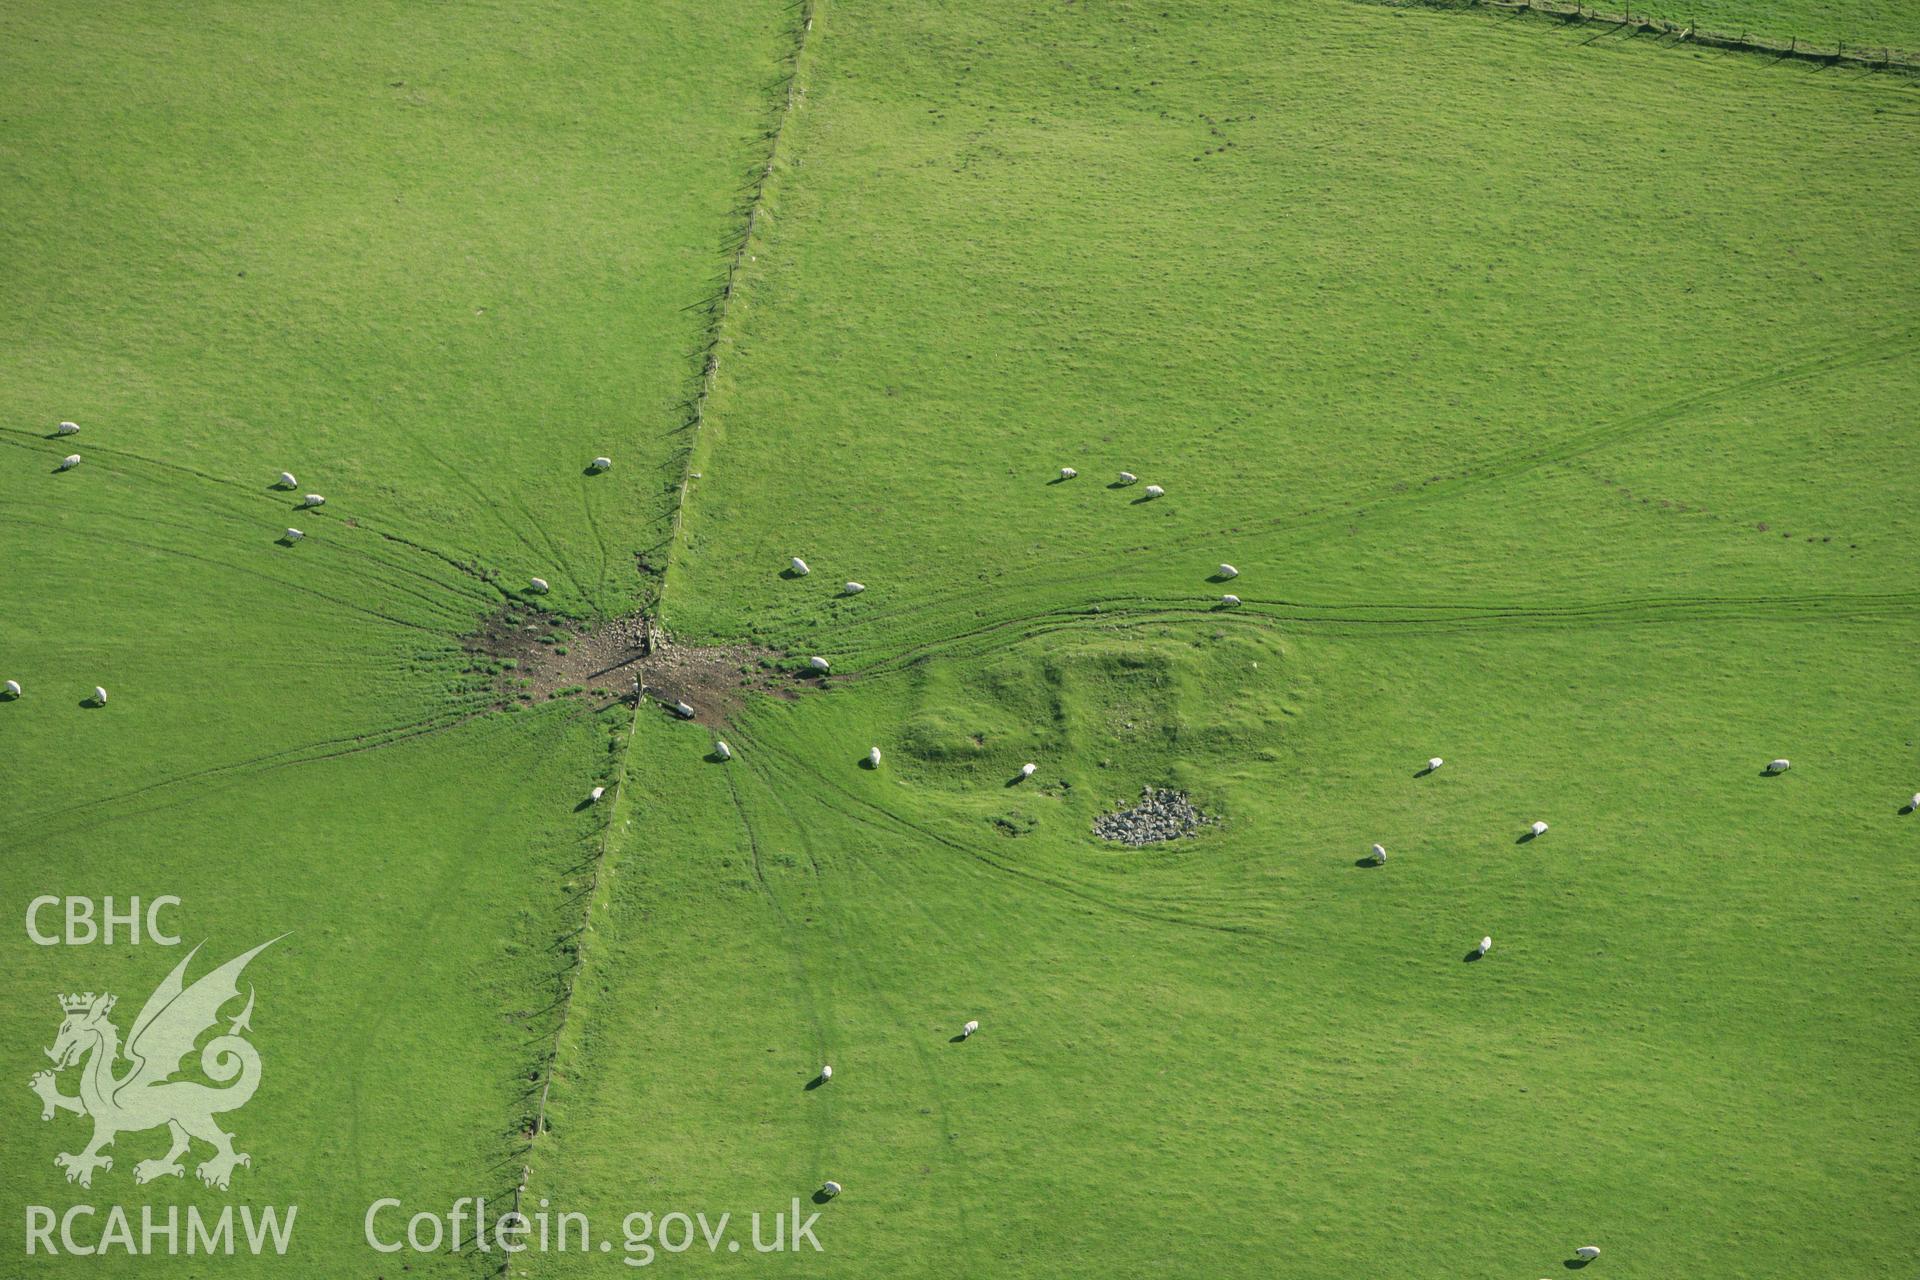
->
[4,0,1915,1276]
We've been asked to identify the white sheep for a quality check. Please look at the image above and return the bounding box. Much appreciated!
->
[276,471,297,489]
[819,1064,833,1082]
[590,785,606,803]
[1910,792,1920,812]
[1766,758,1791,774]
[529,577,550,593]
[1477,935,1492,956]
[961,1019,979,1038]
[843,581,865,595]
[282,528,304,542]
[1059,466,1077,479]
[713,741,732,761]
[58,454,81,471]
[672,700,695,719]
[790,557,810,576]
[1217,564,1238,579]
[300,493,325,508]
[819,1181,842,1198]
[1117,471,1137,485]
[809,656,831,672]
[92,686,109,706]
[1574,1245,1601,1260]
[1220,594,1240,606]
[1143,484,1164,498]
[4,679,20,697]
[590,456,612,471]
[56,421,79,436]
[868,746,882,767]
[1426,757,1444,771]
[1369,843,1387,864]
[1019,762,1036,778]
[1529,821,1549,837]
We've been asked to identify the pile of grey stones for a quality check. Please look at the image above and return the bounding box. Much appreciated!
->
[1093,787,1213,846]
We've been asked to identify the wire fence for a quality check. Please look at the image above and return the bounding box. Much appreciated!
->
[1430,0,1917,70]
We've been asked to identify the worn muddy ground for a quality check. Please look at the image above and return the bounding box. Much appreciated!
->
[464,606,804,723]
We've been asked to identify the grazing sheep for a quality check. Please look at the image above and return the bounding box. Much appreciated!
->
[809,655,831,672]
[1529,820,1549,837]
[672,700,695,719]
[1574,1245,1601,1260]
[92,686,109,706]
[56,421,80,436]
[868,746,882,767]
[1117,471,1137,485]
[276,471,297,489]
[819,1064,833,1082]
[790,556,810,576]
[1370,843,1387,864]
[1220,593,1240,606]
[1477,935,1492,956]
[1766,758,1791,774]
[1910,792,1920,812]
[590,785,606,803]
[1059,466,1077,479]
[1217,564,1238,579]
[1019,762,1036,778]
[58,454,81,471]
[843,581,866,595]
[961,1020,979,1038]
[590,456,612,471]
[528,577,550,593]
[282,528,304,542]
[300,493,326,508]
[820,1181,841,1198]
[1143,484,1164,498]
[1427,757,1444,771]
[713,741,732,761]
[4,679,20,698]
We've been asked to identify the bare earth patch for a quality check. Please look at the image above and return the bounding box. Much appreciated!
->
[464,606,796,723]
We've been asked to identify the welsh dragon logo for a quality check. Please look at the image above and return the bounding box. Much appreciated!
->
[29,938,279,1191]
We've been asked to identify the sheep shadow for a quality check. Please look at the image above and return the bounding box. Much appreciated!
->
[1129,494,1157,505]
[1046,474,1072,485]
[705,750,730,764]
[948,1033,970,1043]
[275,535,302,547]
[78,697,105,710]
[810,1190,835,1206]
[1414,765,1438,778]
[1515,830,1539,845]
[581,464,604,476]
[1003,774,1028,788]
[1757,769,1786,778]
[573,797,597,813]
[1353,856,1384,869]
[858,755,877,770]
[1206,572,1236,584]
[778,567,807,580]
[265,481,294,492]
[803,1074,828,1091]
[1563,1259,1594,1271]
[50,464,73,474]
[1462,949,1484,963]
[1105,480,1132,490]
[1901,803,1918,816]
